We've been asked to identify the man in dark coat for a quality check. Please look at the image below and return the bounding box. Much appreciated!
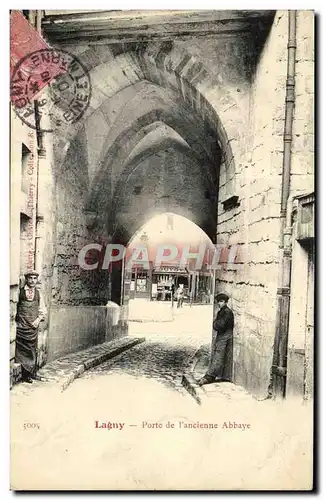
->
[198,293,234,386]
[171,281,176,308]
[15,270,47,383]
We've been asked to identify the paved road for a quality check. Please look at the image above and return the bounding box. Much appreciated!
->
[83,304,214,393]
[82,339,194,393]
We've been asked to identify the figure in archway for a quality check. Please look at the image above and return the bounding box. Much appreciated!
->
[176,284,184,309]
[171,280,176,308]
[198,293,234,386]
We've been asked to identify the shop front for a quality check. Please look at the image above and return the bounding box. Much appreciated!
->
[129,266,152,300]
[151,266,189,302]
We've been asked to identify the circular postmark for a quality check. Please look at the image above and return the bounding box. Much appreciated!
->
[10,48,91,132]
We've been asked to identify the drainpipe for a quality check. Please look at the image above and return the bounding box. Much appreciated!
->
[32,10,48,370]
[269,11,297,398]
[33,10,46,274]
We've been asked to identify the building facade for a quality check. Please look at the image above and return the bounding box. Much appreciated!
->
[125,215,216,302]
[128,264,214,303]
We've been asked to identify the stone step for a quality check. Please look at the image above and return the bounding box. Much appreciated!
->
[181,372,255,405]
[181,343,255,405]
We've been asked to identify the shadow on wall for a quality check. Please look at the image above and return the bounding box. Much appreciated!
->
[249,12,276,74]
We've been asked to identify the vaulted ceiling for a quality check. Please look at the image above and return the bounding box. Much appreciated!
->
[46,10,274,243]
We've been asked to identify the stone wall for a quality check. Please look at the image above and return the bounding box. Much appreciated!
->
[212,12,285,396]
[47,304,127,361]
[47,306,106,360]
[214,11,314,396]
[115,147,215,243]
[10,103,57,380]
[47,123,119,361]
[291,11,314,193]
[52,124,111,308]
[34,104,57,369]
[10,113,39,383]
[10,114,23,381]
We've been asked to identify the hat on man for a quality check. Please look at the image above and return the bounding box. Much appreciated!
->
[215,293,229,302]
[24,270,39,278]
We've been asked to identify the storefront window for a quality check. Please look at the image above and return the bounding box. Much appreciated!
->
[136,276,148,292]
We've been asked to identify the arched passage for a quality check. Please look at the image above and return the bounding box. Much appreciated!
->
[41,11,288,396]
[86,80,221,209]
[51,41,236,313]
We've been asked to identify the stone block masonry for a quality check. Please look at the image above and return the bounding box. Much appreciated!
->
[214,11,314,396]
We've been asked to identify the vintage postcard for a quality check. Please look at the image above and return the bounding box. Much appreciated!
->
[9,9,314,491]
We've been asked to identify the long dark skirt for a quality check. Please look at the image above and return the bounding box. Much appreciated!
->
[15,326,38,377]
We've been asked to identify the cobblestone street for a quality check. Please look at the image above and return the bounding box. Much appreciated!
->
[82,304,213,394]
[83,339,194,393]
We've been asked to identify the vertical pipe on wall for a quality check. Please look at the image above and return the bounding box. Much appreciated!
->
[269,11,297,398]
[34,10,49,368]
[34,10,46,274]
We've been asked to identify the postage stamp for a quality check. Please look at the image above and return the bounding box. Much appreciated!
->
[10,10,50,78]
[10,48,92,133]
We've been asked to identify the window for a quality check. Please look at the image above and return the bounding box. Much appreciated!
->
[21,144,31,194]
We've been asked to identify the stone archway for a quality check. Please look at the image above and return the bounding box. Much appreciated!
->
[49,38,238,348]
[42,11,286,396]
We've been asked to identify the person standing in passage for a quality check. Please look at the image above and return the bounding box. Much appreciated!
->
[171,281,176,308]
[198,293,234,386]
[15,271,47,383]
[176,284,184,308]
